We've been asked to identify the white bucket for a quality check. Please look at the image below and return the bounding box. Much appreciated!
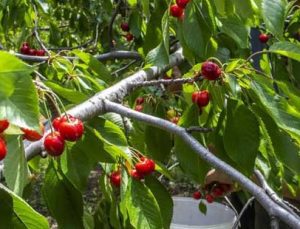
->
[171,197,237,229]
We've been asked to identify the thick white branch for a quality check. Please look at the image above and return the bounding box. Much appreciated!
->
[103,100,300,229]
[24,49,184,160]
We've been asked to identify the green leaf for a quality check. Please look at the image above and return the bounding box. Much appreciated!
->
[250,76,300,138]
[224,103,260,174]
[42,160,84,229]
[262,0,287,39]
[220,15,250,49]
[73,50,111,83]
[145,11,169,67]
[253,105,300,174]
[145,103,172,162]
[61,127,116,191]
[145,176,173,229]
[269,42,300,62]
[174,104,210,183]
[0,51,39,130]
[3,136,29,197]
[180,2,212,59]
[0,183,49,229]
[89,118,131,161]
[198,201,207,215]
[45,81,88,104]
[125,179,164,229]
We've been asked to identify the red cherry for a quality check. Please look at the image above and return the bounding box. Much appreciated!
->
[0,138,7,160]
[0,120,9,133]
[212,187,224,197]
[201,61,222,80]
[125,33,134,42]
[130,169,144,180]
[219,183,231,193]
[110,171,121,187]
[171,116,180,124]
[170,4,183,18]
[176,0,190,8]
[196,90,210,107]
[135,105,143,112]
[58,117,84,142]
[170,4,184,18]
[52,114,74,131]
[21,124,44,141]
[193,191,202,200]
[20,46,30,55]
[259,33,269,43]
[135,157,155,176]
[44,131,65,156]
[192,91,200,103]
[121,22,130,32]
[205,194,214,203]
[36,49,45,56]
[28,49,37,56]
[136,97,144,105]
[22,42,29,47]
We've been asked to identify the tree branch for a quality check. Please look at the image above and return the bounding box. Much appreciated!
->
[129,77,201,87]
[254,170,299,219]
[13,50,142,62]
[23,48,184,160]
[32,4,50,55]
[232,197,255,229]
[108,0,122,50]
[103,100,300,228]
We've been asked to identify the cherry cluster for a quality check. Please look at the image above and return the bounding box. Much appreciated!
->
[134,97,144,112]
[193,182,231,204]
[120,22,134,42]
[170,0,190,19]
[44,115,84,157]
[191,61,223,110]
[20,42,45,56]
[166,109,180,125]
[109,157,156,187]
[0,119,45,160]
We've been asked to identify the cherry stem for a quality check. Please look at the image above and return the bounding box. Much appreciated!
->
[42,98,54,133]
[207,57,223,67]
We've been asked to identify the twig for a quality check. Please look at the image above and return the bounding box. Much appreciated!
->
[254,170,299,219]
[232,197,255,229]
[186,126,214,133]
[108,0,123,50]
[103,100,300,228]
[224,196,239,218]
[32,4,50,55]
[112,60,139,76]
[270,216,280,229]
